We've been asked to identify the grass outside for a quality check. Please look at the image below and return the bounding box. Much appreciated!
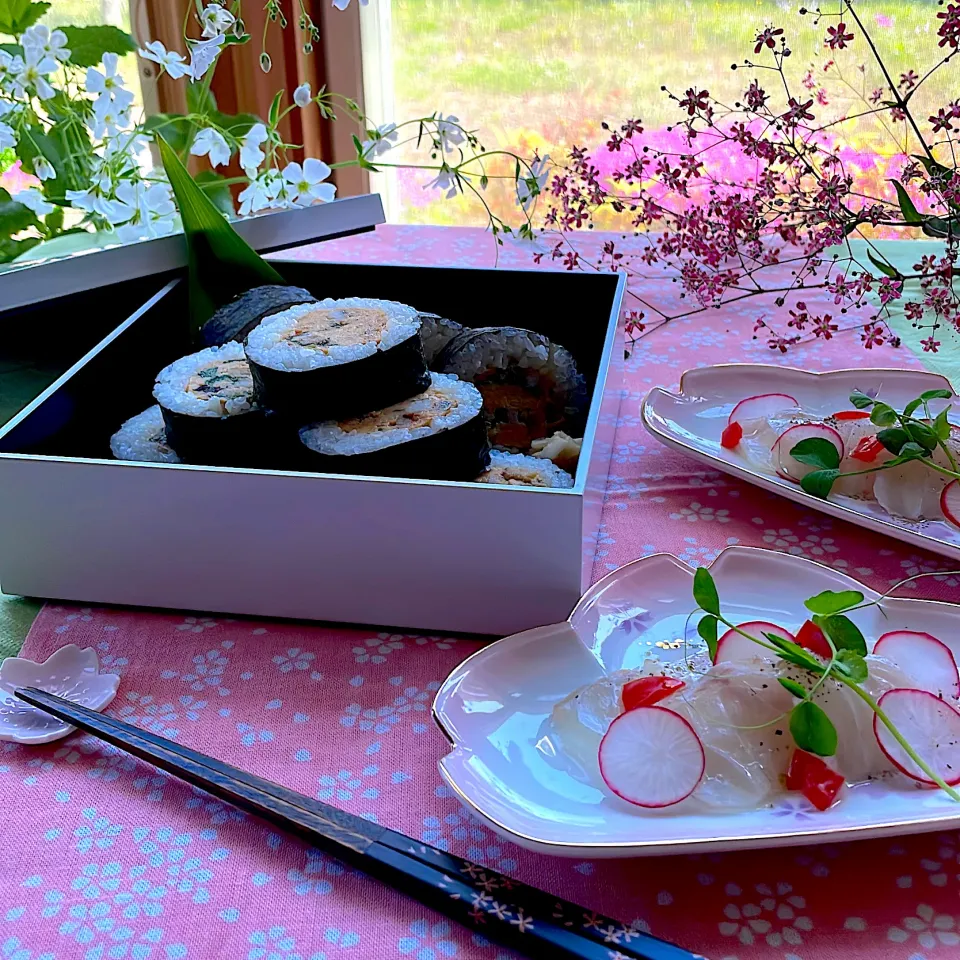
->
[387,0,954,227]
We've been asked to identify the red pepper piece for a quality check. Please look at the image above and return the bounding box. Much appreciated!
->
[622,676,686,712]
[850,435,885,463]
[833,410,871,420]
[786,749,845,811]
[721,421,743,449]
[796,619,832,658]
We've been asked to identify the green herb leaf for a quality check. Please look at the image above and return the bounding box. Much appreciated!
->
[187,82,218,117]
[779,677,808,699]
[903,398,923,419]
[0,235,40,263]
[155,134,284,335]
[867,248,901,279]
[697,614,718,660]
[804,589,864,616]
[60,24,135,68]
[897,442,926,461]
[799,468,840,499]
[888,179,925,225]
[934,408,952,442]
[876,427,909,455]
[693,567,720,616]
[267,90,284,128]
[0,0,50,35]
[905,420,939,452]
[0,188,38,236]
[763,633,825,672]
[789,437,840,470]
[143,114,194,155]
[921,388,953,402]
[849,390,875,410]
[870,402,898,427]
[834,649,868,683]
[790,700,838,757]
[813,613,867,655]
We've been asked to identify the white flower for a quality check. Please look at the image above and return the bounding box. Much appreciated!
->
[238,170,281,216]
[331,0,369,9]
[239,122,268,176]
[188,34,224,81]
[200,3,236,39]
[517,154,551,211]
[360,122,398,159]
[13,188,54,216]
[138,40,190,81]
[424,167,463,200]
[0,122,14,151]
[14,56,55,99]
[190,127,231,167]
[85,52,126,101]
[435,113,465,152]
[281,158,337,206]
[22,25,70,63]
[293,82,312,108]
[0,52,23,94]
[89,96,132,140]
[32,156,55,181]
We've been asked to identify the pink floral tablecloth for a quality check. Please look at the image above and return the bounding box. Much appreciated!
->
[3,225,960,960]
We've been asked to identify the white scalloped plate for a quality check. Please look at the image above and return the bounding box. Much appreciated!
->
[433,547,960,857]
[641,364,960,561]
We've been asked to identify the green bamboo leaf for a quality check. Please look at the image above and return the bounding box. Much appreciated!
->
[155,133,284,336]
[867,249,901,280]
[268,90,284,128]
[887,179,924,224]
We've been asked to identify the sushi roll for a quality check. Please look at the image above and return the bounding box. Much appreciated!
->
[475,451,574,488]
[435,326,587,450]
[245,298,431,421]
[153,342,267,466]
[201,285,317,346]
[418,311,463,366]
[110,406,180,464]
[298,373,489,481]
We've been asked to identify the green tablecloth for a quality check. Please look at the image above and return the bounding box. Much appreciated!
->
[0,592,41,658]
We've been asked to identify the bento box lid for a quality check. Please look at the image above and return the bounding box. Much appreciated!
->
[0,194,385,313]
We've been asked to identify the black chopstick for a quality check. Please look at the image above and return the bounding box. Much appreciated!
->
[17,687,701,960]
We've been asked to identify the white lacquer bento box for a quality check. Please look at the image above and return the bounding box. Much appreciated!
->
[0,258,625,636]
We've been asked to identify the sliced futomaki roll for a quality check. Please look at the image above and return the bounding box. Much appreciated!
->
[110,406,180,464]
[201,284,317,346]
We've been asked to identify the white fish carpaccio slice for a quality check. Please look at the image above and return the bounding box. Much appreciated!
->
[546,654,924,814]
[873,443,959,520]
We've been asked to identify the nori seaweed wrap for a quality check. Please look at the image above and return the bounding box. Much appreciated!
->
[298,373,489,481]
[244,298,431,422]
[418,311,463,367]
[201,285,317,347]
[435,325,587,451]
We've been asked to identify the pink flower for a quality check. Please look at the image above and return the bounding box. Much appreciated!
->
[0,160,40,195]
[937,3,960,48]
[679,88,710,116]
[929,108,955,133]
[754,26,783,54]
[899,70,918,89]
[875,14,893,28]
[826,22,854,49]
[921,336,941,353]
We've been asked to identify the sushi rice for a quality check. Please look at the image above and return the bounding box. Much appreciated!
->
[245,298,421,372]
[153,341,258,419]
[476,450,574,488]
[109,406,180,463]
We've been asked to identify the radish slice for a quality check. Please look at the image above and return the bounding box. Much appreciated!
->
[873,631,960,699]
[728,393,799,426]
[598,706,705,807]
[773,422,844,482]
[873,689,960,787]
[942,479,960,530]
[714,621,795,664]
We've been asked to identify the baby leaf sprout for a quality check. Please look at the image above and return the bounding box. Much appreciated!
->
[691,567,960,799]
[792,388,959,500]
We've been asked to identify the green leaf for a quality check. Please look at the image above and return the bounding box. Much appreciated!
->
[834,649,868,683]
[790,701,838,757]
[934,408,952,442]
[0,42,21,57]
[763,633,825,672]
[0,188,38,236]
[921,217,956,239]
[799,468,840,499]
[194,170,235,217]
[143,114,194,155]
[696,614,718,659]
[789,437,840,470]
[0,0,49,35]
[60,25,135,68]
[804,589,864,616]
[888,179,924,224]
[155,133,284,336]
[877,426,909,455]
[187,83,218,117]
[43,205,64,236]
[870,402,898,427]
[849,391,875,410]
[813,613,867,655]
[267,90,284,128]
[867,248,900,279]
[905,420,939,452]
[0,235,39,263]
[897,442,926,461]
[352,133,365,158]
[903,398,923,419]
[212,111,260,138]
[779,677,808,699]
[692,567,720,616]
[920,389,953,402]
